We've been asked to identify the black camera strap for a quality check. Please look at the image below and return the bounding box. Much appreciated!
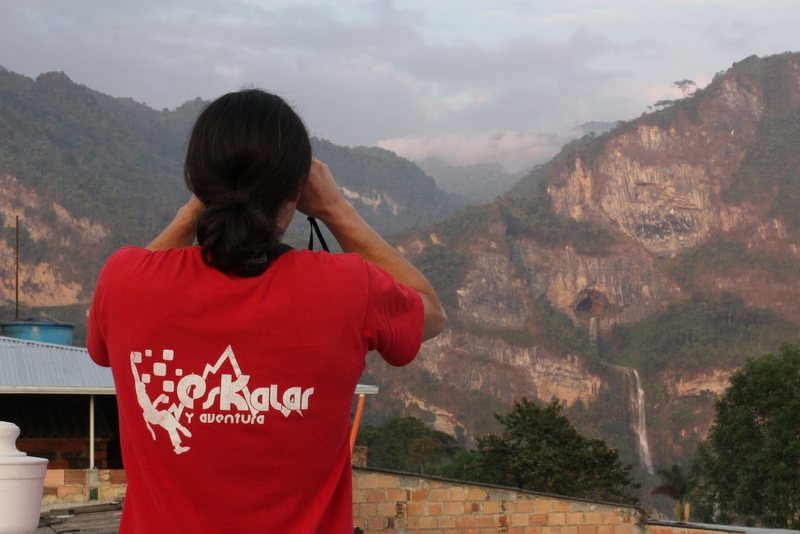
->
[307,217,330,252]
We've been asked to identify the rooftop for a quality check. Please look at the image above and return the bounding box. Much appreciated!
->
[0,336,114,395]
[0,335,379,396]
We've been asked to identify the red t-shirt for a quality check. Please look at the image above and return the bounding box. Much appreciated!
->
[87,246,423,533]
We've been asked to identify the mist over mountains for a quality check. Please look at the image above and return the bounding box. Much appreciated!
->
[361,52,800,509]
[0,65,463,315]
[386,121,617,201]
[3,52,800,512]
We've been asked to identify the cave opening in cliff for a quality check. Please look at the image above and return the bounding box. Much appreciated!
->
[576,298,594,313]
[574,288,608,317]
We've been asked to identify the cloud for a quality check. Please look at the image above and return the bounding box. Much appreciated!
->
[0,1,655,137]
[378,130,579,172]
[0,0,798,169]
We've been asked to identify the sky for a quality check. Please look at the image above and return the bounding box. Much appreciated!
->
[1,0,798,171]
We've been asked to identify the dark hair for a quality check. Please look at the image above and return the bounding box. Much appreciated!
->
[185,89,312,276]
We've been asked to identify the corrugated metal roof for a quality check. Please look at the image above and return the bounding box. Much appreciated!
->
[0,336,115,394]
[0,336,379,396]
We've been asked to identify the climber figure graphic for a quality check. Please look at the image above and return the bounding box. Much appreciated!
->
[130,353,192,455]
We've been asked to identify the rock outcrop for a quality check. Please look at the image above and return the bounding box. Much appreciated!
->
[369,54,800,481]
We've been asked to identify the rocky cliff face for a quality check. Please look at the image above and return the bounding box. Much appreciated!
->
[520,238,682,329]
[3,54,799,499]
[0,174,107,307]
[0,67,461,322]
[366,53,800,488]
[547,76,764,258]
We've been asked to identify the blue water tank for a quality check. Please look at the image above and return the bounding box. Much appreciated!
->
[0,316,74,345]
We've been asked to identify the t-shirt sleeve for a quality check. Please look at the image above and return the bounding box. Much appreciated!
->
[86,261,110,367]
[361,260,425,367]
[87,247,141,367]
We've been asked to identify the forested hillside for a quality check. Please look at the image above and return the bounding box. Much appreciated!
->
[4,54,800,513]
[359,53,800,511]
[0,66,462,333]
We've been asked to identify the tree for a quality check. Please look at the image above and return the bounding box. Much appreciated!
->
[674,79,697,97]
[691,344,800,526]
[653,99,675,109]
[466,398,638,504]
[357,416,458,474]
[407,436,447,473]
[652,464,691,520]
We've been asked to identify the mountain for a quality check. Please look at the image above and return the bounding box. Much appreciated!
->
[304,139,462,237]
[4,53,800,511]
[0,67,463,336]
[359,52,800,504]
[418,123,616,203]
[418,158,525,203]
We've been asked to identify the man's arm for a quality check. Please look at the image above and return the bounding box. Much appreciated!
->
[297,159,446,341]
[146,195,204,251]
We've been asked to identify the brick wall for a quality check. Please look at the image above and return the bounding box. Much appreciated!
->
[352,467,644,534]
[39,468,746,534]
[17,437,109,469]
[42,469,127,507]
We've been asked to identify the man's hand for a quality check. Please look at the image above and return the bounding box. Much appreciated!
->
[146,194,205,250]
[297,158,350,224]
[301,158,446,342]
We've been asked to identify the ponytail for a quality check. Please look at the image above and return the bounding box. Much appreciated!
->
[184,90,311,276]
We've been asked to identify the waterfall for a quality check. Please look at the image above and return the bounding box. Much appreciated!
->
[626,369,654,475]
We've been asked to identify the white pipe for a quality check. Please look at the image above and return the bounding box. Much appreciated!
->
[89,394,95,469]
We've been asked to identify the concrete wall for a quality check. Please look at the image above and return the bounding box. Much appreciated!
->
[352,468,644,534]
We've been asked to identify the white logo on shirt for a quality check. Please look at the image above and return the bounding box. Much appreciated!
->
[130,345,314,455]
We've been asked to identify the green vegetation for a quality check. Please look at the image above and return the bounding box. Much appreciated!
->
[554,132,610,181]
[356,416,461,474]
[667,405,696,443]
[633,72,709,128]
[674,80,697,98]
[608,293,796,376]
[358,364,508,440]
[691,343,800,526]
[502,185,615,256]
[0,67,461,315]
[723,53,800,229]
[457,321,534,347]
[566,373,631,452]
[310,138,463,235]
[652,465,692,520]
[504,131,616,257]
[448,398,638,504]
[404,203,501,312]
[428,203,500,245]
[0,70,189,242]
[670,239,800,289]
[413,245,469,310]
[0,69,191,293]
[532,296,596,358]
